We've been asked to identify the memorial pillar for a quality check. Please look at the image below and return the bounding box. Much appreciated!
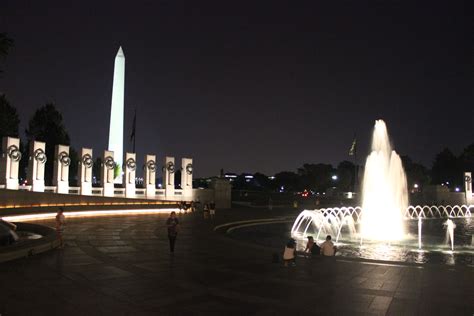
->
[124,152,136,198]
[465,172,472,204]
[0,137,21,190]
[163,156,175,198]
[181,158,193,199]
[144,154,156,198]
[27,141,46,192]
[53,145,70,194]
[102,150,115,197]
[78,148,93,195]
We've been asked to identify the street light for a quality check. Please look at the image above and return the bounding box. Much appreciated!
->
[331,175,338,181]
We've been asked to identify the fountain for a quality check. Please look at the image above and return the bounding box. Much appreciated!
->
[444,219,456,251]
[360,120,407,241]
[291,119,473,264]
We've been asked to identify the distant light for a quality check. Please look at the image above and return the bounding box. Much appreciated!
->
[331,175,338,180]
[347,192,353,199]
[224,174,237,178]
[279,186,284,193]
[268,176,275,180]
[455,187,460,192]
[244,175,253,179]
[413,184,419,189]
[446,182,450,185]
[157,183,162,188]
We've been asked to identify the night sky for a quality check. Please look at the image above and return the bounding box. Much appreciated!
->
[1,1,472,177]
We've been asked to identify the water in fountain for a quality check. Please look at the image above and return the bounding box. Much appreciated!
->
[444,219,456,251]
[360,120,408,241]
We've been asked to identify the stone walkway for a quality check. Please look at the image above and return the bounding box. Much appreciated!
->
[0,209,472,315]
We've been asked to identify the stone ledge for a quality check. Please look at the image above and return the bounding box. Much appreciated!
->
[0,222,59,263]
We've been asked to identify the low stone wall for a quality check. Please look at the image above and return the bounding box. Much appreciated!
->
[0,189,182,216]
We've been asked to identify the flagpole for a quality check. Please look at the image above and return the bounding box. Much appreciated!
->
[354,142,358,193]
[131,107,136,153]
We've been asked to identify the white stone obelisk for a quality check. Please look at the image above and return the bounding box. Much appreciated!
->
[108,46,125,184]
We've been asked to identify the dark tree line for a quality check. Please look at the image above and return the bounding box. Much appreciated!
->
[230,146,474,193]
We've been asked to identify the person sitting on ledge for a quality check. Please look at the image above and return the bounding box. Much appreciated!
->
[320,235,336,256]
[283,238,297,267]
[0,218,19,246]
[304,236,320,258]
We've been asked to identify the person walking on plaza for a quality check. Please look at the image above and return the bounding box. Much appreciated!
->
[203,203,210,219]
[166,211,179,253]
[320,235,336,256]
[209,201,216,219]
[55,207,66,248]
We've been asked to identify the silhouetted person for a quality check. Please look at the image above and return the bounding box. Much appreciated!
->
[283,238,296,267]
[55,208,66,248]
[209,201,216,219]
[166,211,179,253]
[320,235,336,256]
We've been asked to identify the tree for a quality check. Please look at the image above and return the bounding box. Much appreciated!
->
[0,33,14,73]
[297,163,334,192]
[401,155,430,190]
[336,160,355,192]
[0,94,20,138]
[431,148,461,187]
[459,143,474,173]
[253,172,271,190]
[273,171,300,192]
[25,103,71,185]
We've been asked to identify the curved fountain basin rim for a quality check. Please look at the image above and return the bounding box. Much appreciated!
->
[220,217,474,268]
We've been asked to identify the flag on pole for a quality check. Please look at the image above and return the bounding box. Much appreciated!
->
[130,108,136,142]
[349,137,356,156]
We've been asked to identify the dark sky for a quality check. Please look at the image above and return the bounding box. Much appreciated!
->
[1,1,473,177]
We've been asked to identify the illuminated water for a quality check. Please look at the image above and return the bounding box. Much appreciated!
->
[361,119,407,241]
[229,217,473,265]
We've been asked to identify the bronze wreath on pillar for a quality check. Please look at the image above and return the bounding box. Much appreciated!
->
[146,160,156,172]
[34,148,47,164]
[82,153,93,169]
[166,161,175,174]
[58,151,71,167]
[185,163,193,175]
[104,156,115,170]
[126,157,137,171]
[7,145,22,162]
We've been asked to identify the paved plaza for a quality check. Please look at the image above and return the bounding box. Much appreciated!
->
[0,208,473,315]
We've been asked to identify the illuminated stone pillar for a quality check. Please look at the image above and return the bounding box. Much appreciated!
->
[107,47,125,184]
[27,141,46,192]
[163,156,175,198]
[465,172,472,204]
[181,158,193,199]
[144,154,156,198]
[53,145,70,194]
[124,152,136,198]
[102,150,115,197]
[78,148,93,195]
[0,137,21,190]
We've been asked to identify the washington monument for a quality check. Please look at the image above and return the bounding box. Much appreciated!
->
[108,46,125,183]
